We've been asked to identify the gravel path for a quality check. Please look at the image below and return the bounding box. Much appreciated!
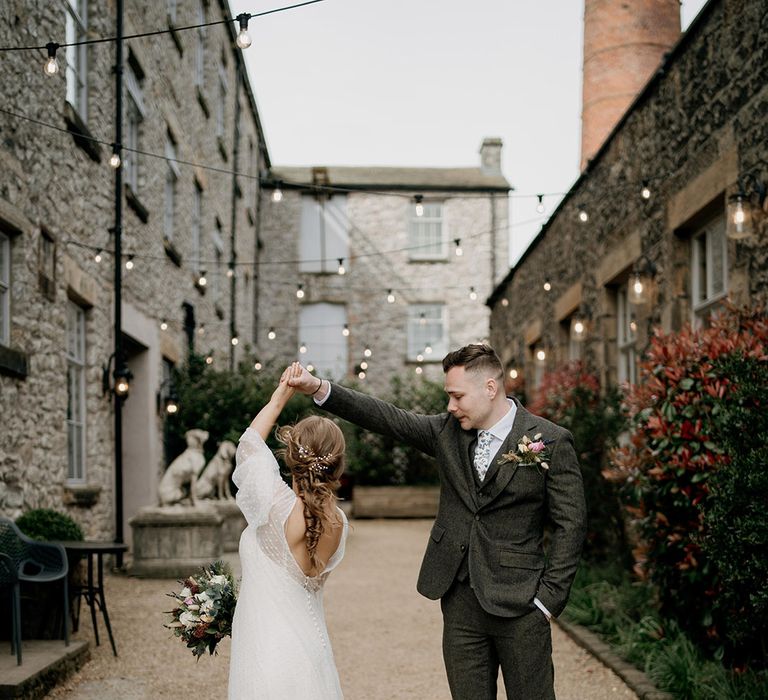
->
[47,519,637,699]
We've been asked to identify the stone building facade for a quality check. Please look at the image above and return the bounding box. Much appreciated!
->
[0,1,267,540]
[256,139,511,393]
[488,0,767,398]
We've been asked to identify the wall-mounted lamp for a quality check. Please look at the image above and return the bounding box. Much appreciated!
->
[570,317,587,342]
[102,353,133,399]
[628,254,657,305]
[157,379,180,416]
[727,174,766,240]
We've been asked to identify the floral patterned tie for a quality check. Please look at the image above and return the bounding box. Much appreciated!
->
[474,430,493,481]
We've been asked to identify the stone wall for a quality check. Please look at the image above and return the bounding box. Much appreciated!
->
[489,0,768,396]
[0,1,266,539]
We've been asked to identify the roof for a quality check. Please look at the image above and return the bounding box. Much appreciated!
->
[269,166,511,192]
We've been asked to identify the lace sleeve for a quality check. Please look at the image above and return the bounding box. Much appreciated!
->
[232,428,292,527]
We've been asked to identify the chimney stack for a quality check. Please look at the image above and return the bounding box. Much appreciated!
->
[479,137,503,176]
[580,0,680,170]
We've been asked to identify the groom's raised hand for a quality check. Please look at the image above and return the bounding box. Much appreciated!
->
[286,361,324,397]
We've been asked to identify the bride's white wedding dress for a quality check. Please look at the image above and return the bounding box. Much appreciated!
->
[228,428,348,699]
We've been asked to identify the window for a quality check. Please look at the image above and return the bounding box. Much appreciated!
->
[124,61,146,193]
[191,183,202,271]
[66,301,86,482]
[409,201,445,260]
[407,304,448,361]
[65,0,88,119]
[299,195,349,273]
[299,303,348,380]
[164,135,180,241]
[195,0,206,88]
[691,214,727,326]
[0,232,10,345]
[216,63,227,139]
[616,283,637,385]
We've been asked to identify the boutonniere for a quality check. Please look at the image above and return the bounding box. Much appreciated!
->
[498,433,553,470]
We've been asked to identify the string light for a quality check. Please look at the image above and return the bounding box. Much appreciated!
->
[267,328,276,340]
[469,287,478,301]
[578,205,589,223]
[235,13,253,49]
[306,363,314,372]
[424,344,432,354]
[342,324,350,337]
[125,254,134,270]
[414,195,424,217]
[536,194,545,214]
[160,319,168,331]
[198,324,206,335]
[43,42,59,75]
[419,313,426,326]
[109,144,121,169]
[454,239,463,256]
[416,353,424,362]
[536,349,547,363]
[415,366,423,375]
[387,289,395,303]
[231,335,239,346]
[299,342,307,354]
[543,278,552,292]
[197,271,208,287]
[641,180,651,200]
[363,346,372,358]
[358,370,366,379]
[360,361,368,370]
[93,248,103,263]
[205,354,214,365]
[509,368,518,379]
[500,298,509,307]
[296,283,305,299]
[226,264,235,278]
[254,361,262,371]
[337,258,346,275]
[272,184,283,202]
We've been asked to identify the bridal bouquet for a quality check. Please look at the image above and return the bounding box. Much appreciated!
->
[166,560,238,658]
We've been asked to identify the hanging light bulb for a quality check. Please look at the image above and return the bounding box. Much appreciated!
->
[125,255,134,270]
[628,272,647,305]
[337,258,346,275]
[536,194,545,214]
[414,195,424,217]
[543,278,552,292]
[160,319,168,331]
[536,349,547,363]
[578,206,589,223]
[360,361,368,370]
[94,248,103,263]
[226,265,235,278]
[415,366,423,375]
[425,344,433,354]
[197,271,207,287]
[44,42,60,75]
[267,328,276,340]
[501,297,509,307]
[629,318,638,334]
[387,289,395,303]
[419,313,426,326]
[342,324,350,337]
[198,324,206,335]
[205,354,214,365]
[254,361,262,371]
[231,335,239,346]
[469,287,478,301]
[358,370,366,380]
[235,13,253,49]
[363,346,372,358]
[454,239,463,256]
[271,184,283,203]
[641,180,651,200]
[165,396,179,415]
[509,368,519,380]
[416,353,424,362]
[296,284,305,299]
[306,364,315,372]
[571,318,586,341]
[109,144,121,169]
[299,342,307,354]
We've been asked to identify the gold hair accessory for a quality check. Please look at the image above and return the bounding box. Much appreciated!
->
[297,443,334,474]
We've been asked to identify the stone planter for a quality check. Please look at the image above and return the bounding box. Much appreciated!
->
[352,485,440,518]
[210,499,247,552]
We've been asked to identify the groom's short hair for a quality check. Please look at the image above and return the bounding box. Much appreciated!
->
[442,344,504,380]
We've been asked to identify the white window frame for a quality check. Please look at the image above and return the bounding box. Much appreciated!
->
[195,0,206,88]
[65,0,88,120]
[409,201,446,260]
[66,301,87,482]
[407,304,448,361]
[164,136,180,241]
[0,232,10,345]
[299,195,350,273]
[124,61,145,193]
[299,303,348,380]
[691,214,728,327]
[616,283,637,385]
[191,184,202,271]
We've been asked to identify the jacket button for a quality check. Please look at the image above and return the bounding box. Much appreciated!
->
[474,514,480,521]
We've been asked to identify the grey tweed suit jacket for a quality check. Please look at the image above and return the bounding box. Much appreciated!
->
[322,383,587,618]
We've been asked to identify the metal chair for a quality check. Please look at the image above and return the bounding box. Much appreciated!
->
[0,517,69,665]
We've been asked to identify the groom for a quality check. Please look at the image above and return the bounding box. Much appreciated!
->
[289,344,586,699]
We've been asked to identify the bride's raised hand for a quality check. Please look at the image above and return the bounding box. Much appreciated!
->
[286,361,321,395]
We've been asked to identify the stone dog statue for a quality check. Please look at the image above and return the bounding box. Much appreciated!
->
[197,440,236,500]
[158,429,210,506]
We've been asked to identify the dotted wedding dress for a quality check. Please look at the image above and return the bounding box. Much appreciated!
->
[228,428,348,699]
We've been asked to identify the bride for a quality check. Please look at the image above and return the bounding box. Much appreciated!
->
[228,364,348,699]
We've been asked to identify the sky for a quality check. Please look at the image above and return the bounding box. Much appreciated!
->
[231,0,710,265]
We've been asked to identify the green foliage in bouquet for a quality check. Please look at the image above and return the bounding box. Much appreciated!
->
[15,508,84,542]
[526,362,626,561]
[605,306,768,668]
[166,560,238,658]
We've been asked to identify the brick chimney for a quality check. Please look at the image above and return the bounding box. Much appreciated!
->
[580,0,680,170]
[479,137,503,176]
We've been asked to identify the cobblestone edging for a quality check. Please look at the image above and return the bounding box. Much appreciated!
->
[555,618,674,700]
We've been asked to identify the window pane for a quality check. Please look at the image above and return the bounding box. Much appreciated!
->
[299,197,323,272]
[408,304,447,359]
[299,303,348,380]
[409,203,444,259]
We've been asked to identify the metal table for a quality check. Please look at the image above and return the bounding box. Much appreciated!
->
[58,541,128,656]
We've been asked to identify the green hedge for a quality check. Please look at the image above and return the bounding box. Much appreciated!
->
[15,508,83,542]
